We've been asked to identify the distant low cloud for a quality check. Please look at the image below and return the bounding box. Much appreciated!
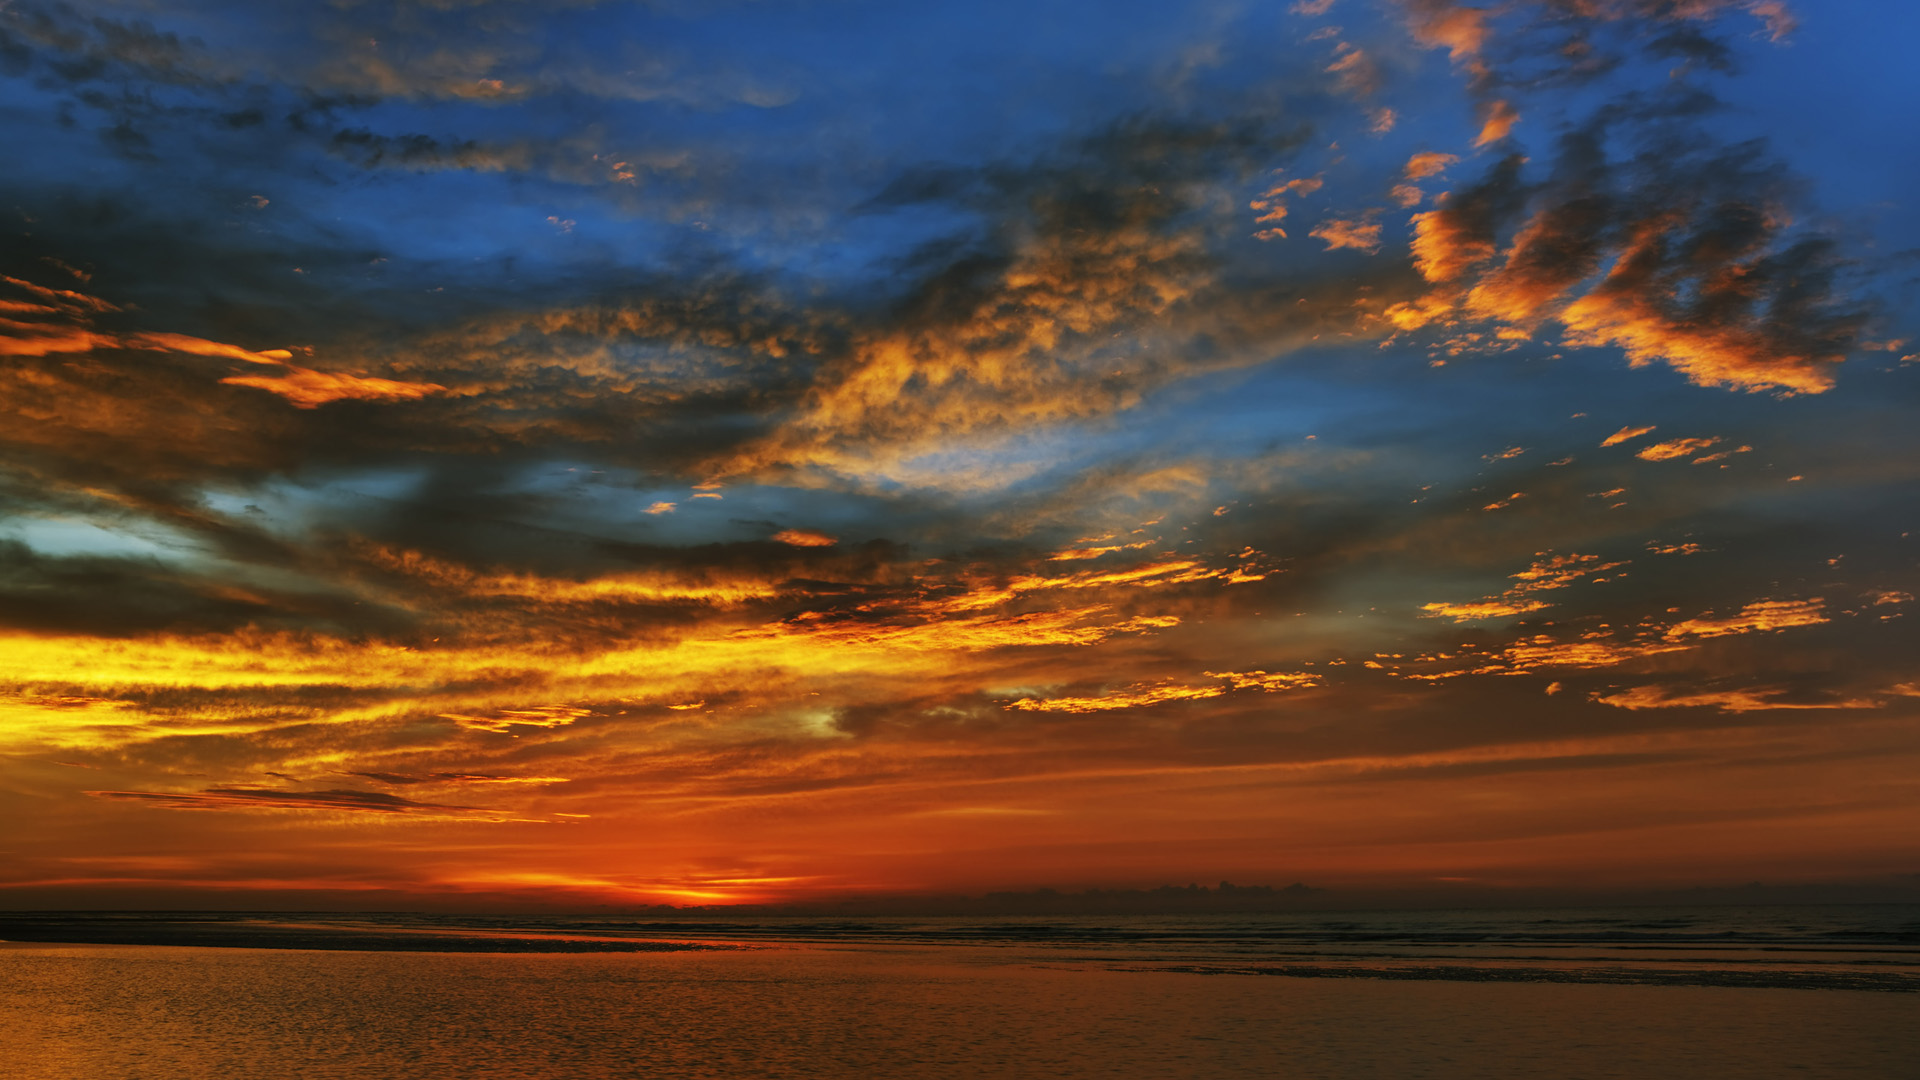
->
[1594,685,1870,713]
[88,787,499,816]
[772,529,837,547]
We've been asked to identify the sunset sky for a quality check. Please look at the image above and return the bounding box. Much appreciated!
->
[1,0,1916,910]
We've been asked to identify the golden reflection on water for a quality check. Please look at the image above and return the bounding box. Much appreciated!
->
[3,943,1916,1079]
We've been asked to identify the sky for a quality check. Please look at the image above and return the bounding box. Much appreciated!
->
[1,0,1917,911]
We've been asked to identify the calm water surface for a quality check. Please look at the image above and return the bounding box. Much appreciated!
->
[4,908,1916,1079]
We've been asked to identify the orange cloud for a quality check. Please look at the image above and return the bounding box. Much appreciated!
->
[772,529,837,547]
[1636,436,1720,461]
[1048,540,1152,561]
[1009,667,1320,712]
[1422,551,1629,622]
[0,324,117,356]
[1421,599,1551,622]
[1473,99,1520,146]
[1007,681,1225,713]
[1663,598,1827,640]
[1326,46,1382,96]
[88,787,504,817]
[220,365,448,408]
[1404,152,1458,180]
[1411,203,1499,284]
[0,275,445,408]
[1205,670,1321,692]
[1250,176,1327,239]
[1691,445,1752,465]
[443,706,593,733]
[0,300,61,315]
[1401,0,1492,65]
[1507,552,1628,591]
[1383,293,1454,330]
[1389,595,1833,683]
[716,215,1208,479]
[2,275,120,314]
[128,332,294,366]
[1593,685,1870,713]
[1744,1,1797,41]
[355,543,785,606]
[1310,217,1384,254]
[1601,424,1656,447]
[1562,304,1839,395]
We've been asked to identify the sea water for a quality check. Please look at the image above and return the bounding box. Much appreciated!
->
[3,907,1915,1079]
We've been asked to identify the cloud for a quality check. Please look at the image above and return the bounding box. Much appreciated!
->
[1310,216,1385,254]
[1636,436,1720,461]
[1420,598,1551,622]
[1399,0,1493,68]
[1473,99,1520,146]
[772,529,837,548]
[3,0,1912,909]
[1249,175,1325,240]
[1593,685,1871,713]
[1408,155,1528,284]
[220,366,449,408]
[348,772,566,786]
[1008,668,1318,712]
[87,787,499,816]
[1007,681,1226,713]
[1393,1,1800,80]
[711,117,1306,480]
[1391,130,1865,396]
[1663,598,1827,640]
[1600,425,1655,447]
[1326,45,1383,97]
[1404,153,1458,181]
[443,706,593,733]
[1207,670,1320,692]
[1386,597,1835,680]
[1,275,447,409]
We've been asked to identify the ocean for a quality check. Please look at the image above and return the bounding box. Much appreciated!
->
[3,906,1915,1078]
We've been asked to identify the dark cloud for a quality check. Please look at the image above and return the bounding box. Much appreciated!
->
[87,786,495,815]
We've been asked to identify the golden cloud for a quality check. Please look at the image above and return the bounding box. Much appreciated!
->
[1310,217,1385,254]
[1663,599,1827,640]
[1593,685,1871,713]
[1636,436,1721,461]
[772,529,838,547]
[221,366,448,408]
[1601,424,1656,447]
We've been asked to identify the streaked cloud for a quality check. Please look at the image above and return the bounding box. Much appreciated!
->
[88,787,502,817]
[1600,425,1656,448]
